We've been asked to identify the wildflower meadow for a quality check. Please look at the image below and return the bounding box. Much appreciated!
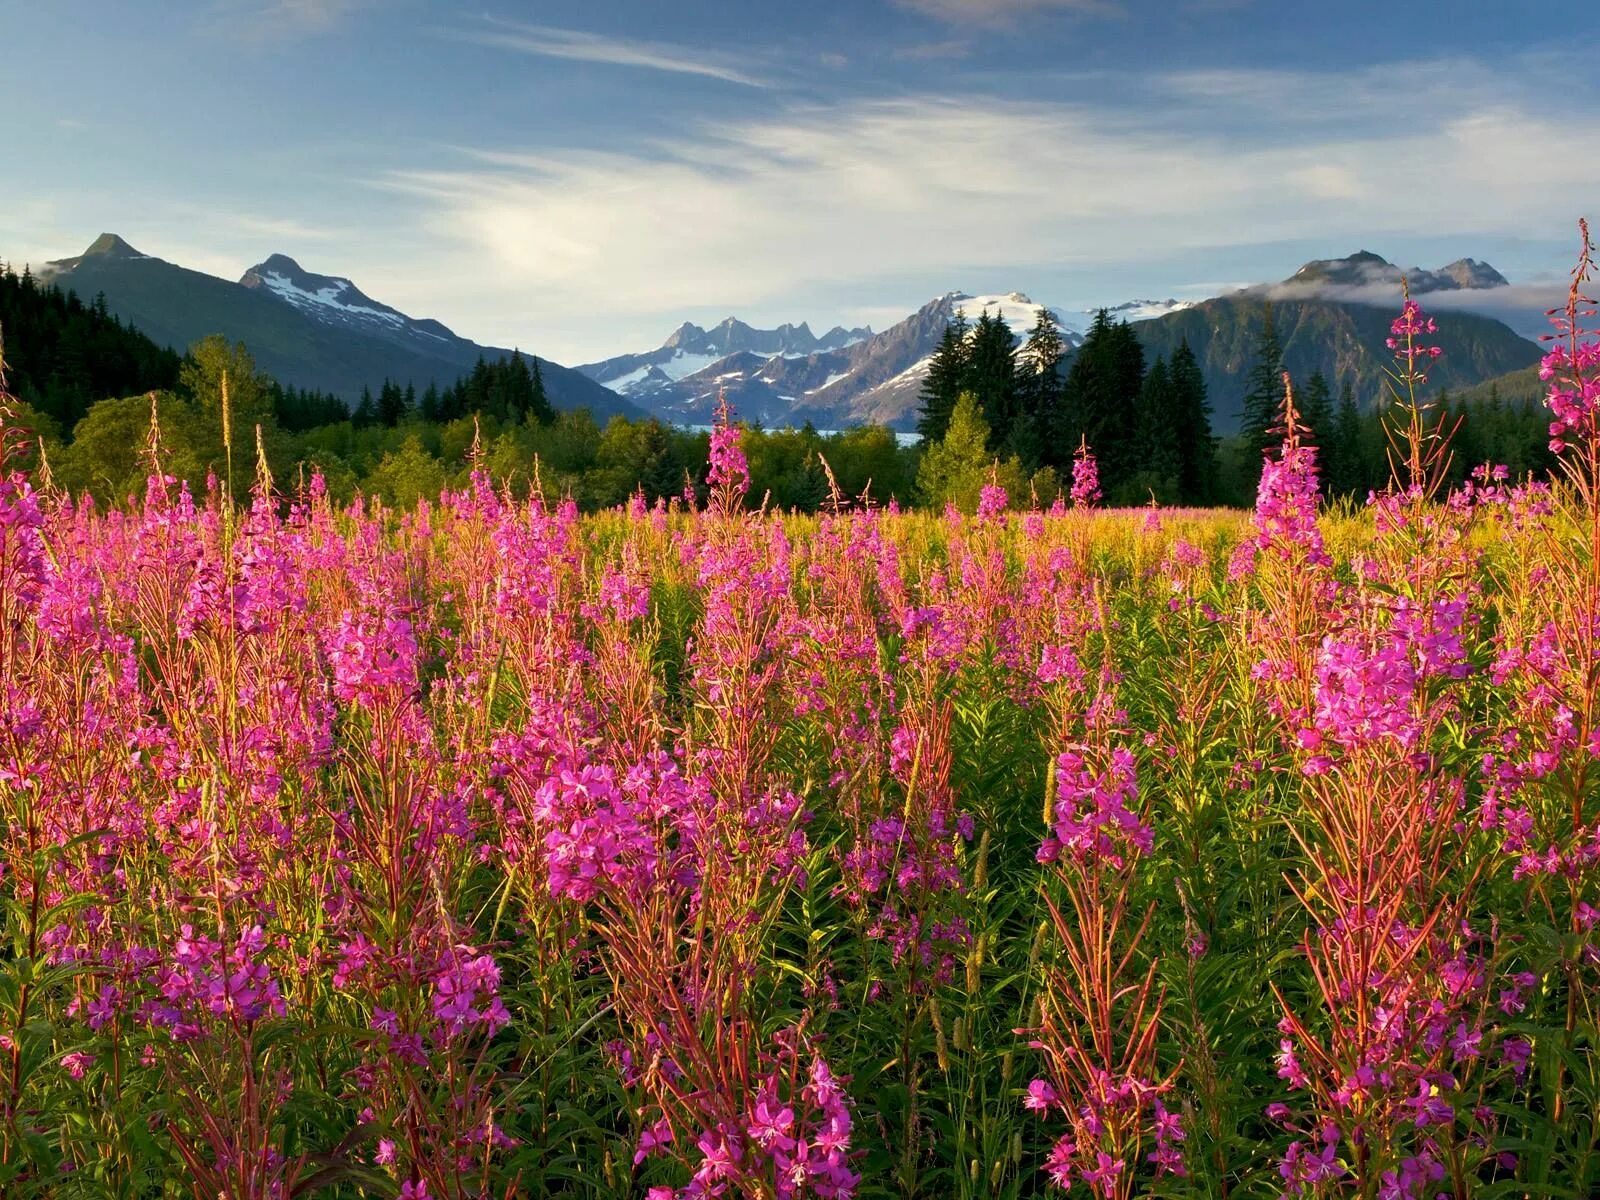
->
[2,225,1600,1200]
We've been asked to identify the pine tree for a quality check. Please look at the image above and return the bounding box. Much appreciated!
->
[353,386,377,428]
[1106,320,1146,488]
[1058,310,1144,500]
[1241,303,1284,468]
[1326,379,1363,498]
[505,351,536,422]
[377,380,408,427]
[916,313,969,443]
[529,356,554,425]
[1169,340,1217,504]
[963,309,1019,451]
[1132,356,1180,501]
[1301,369,1333,447]
[1015,307,1065,468]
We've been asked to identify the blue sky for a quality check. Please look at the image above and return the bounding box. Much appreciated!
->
[3,0,1597,362]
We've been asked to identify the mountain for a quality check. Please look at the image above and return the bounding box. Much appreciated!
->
[580,292,1192,430]
[579,316,872,402]
[1448,364,1545,408]
[1284,250,1510,294]
[1135,252,1538,431]
[35,235,639,418]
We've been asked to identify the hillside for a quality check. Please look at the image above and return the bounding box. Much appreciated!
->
[1446,363,1545,408]
[0,260,183,431]
[1133,297,1542,432]
[37,235,640,419]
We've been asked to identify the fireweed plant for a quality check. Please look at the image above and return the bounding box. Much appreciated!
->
[2,228,1600,1198]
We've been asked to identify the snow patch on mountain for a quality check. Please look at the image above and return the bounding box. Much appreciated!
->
[256,270,406,327]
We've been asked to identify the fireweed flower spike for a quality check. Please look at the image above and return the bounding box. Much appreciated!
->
[1071,436,1101,509]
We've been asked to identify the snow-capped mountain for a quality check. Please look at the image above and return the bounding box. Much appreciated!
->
[579,291,1192,429]
[580,316,872,402]
[238,254,455,352]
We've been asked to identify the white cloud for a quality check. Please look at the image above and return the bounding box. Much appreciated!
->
[450,20,768,88]
[368,67,1598,360]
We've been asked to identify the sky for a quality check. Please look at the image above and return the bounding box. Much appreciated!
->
[2,0,1598,364]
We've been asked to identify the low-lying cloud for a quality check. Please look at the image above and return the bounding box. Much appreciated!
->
[1249,278,1569,341]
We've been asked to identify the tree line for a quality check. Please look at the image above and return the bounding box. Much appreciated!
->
[0,263,182,429]
[916,306,1220,506]
[0,262,1564,513]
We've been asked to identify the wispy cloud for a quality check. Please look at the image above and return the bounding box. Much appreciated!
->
[371,56,1599,360]
[450,19,768,88]
[892,0,1122,25]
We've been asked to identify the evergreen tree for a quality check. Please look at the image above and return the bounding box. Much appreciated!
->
[529,356,554,425]
[1106,320,1146,489]
[1060,310,1145,497]
[1169,340,1217,504]
[1301,369,1333,446]
[1014,306,1065,467]
[420,382,442,423]
[504,352,536,422]
[916,313,969,443]
[1241,303,1284,469]
[1325,379,1363,498]
[963,309,1019,452]
[1131,356,1180,501]
[377,380,408,427]
[465,356,491,415]
[353,386,377,429]
[0,262,182,428]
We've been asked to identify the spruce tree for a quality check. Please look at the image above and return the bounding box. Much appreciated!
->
[505,351,536,422]
[1326,379,1363,498]
[1015,307,1065,468]
[529,356,554,424]
[1132,356,1180,501]
[1301,369,1333,447]
[352,387,377,429]
[377,380,408,427]
[916,313,969,444]
[1058,310,1145,500]
[1169,340,1217,504]
[963,309,1019,451]
[1240,303,1284,468]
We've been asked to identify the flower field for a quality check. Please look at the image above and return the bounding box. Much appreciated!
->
[1,238,1599,1200]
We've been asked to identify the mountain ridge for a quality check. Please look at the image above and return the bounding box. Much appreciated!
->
[578,291,1193,429]
[35,235,640,419]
